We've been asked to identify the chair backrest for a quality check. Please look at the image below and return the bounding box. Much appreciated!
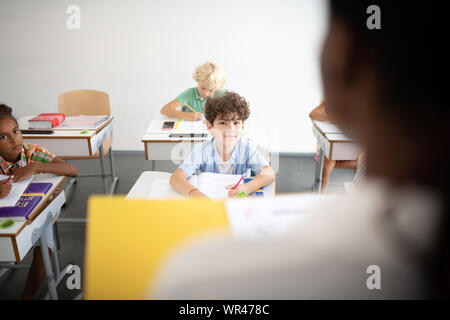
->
[57,89,110,116]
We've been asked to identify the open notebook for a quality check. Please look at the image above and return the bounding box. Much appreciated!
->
[0,175,34,207]
[148,172,244,199]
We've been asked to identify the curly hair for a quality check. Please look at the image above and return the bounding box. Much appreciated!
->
[204,91,250,125]
[0,104,17,124]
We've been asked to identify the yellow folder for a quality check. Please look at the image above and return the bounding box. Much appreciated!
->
[84,196,229,300]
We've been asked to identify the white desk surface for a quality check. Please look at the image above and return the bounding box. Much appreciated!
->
[19,115,113,133]
[0,174,65,236]
[145,113,208,134]
[325,133,355,142]
[19,117,113,157]
[127,171,275,199]
[21,129,96,139]
[312,120,344,134]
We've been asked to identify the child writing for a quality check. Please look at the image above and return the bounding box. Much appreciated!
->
[0,104,78,299]
[170,91,276,198]
[160,62,227,121]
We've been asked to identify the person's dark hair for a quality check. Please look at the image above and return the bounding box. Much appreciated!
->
[204,91,250,125]
[329,0,449,298]
[0,104,18,124]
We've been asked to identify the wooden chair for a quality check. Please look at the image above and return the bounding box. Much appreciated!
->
[57,90,118,199]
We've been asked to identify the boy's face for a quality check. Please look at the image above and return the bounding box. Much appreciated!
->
[207,113,244,149]
[197,81,215,99]
[0,117,23,162]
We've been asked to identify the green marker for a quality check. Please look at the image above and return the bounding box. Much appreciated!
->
[0,219,15,229]
[80,130,88,134]
[238,191,247,198]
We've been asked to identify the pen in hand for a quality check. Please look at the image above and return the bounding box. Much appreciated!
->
[3,175,13,184]
[231,175,244,190]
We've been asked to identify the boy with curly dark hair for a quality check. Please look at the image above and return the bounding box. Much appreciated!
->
[170,91,275,198]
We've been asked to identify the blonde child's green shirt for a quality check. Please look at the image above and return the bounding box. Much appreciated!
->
[176,87,223,113]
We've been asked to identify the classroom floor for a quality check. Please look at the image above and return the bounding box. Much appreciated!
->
[0,152,353,300]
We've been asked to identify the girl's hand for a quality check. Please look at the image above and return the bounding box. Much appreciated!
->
[183,112,203,121]
[0,181,12,198]
[11,163,39,182]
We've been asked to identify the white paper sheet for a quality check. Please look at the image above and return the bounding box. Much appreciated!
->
[195,172,244,199]
[175,116,208,133]
[0,175,35,207]
[147,172,245,199]
[225,194,334,239]
[54,115,110,129]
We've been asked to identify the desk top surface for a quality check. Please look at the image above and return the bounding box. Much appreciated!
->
[127,171,275,199]
[312,120,356,142]
[19,116,113,138]
[0,174,65,236]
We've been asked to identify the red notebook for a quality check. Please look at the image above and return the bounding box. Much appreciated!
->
[28,113,66,129]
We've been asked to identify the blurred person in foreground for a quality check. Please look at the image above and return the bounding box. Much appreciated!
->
[153,1,450,299]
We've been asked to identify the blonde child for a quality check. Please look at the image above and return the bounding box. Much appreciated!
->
[170,91,276,198]
[0,104,78,299]
[160,62,227,121]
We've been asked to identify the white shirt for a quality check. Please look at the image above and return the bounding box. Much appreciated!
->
[153,179,442,299]
[217,160,234,174]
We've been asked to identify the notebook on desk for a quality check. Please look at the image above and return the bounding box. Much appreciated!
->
[0,182,53,221]
[0,175,34,207]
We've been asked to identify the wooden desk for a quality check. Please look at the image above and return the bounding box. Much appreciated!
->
[0,174,74,300]
[126,171,276,199]
[311,120,361,193]
[18,116,117,195]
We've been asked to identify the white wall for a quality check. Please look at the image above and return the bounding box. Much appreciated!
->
[0,0,327,153]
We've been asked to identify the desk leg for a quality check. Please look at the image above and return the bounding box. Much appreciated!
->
[313,149,324,193]
[39,233,58,300]
[99,145,109,194]
[108,148,119,195]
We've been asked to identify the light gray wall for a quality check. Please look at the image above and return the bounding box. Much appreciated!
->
[0,0,327,152]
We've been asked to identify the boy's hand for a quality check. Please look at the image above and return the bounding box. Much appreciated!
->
[11,163,40,182]
[183,112,203,121]
[0,181,12,198]
[226,184,247,198]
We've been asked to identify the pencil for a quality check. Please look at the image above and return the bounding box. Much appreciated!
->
[232,175,244,190]
[175,118,181,129]
[182,101,196,113]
